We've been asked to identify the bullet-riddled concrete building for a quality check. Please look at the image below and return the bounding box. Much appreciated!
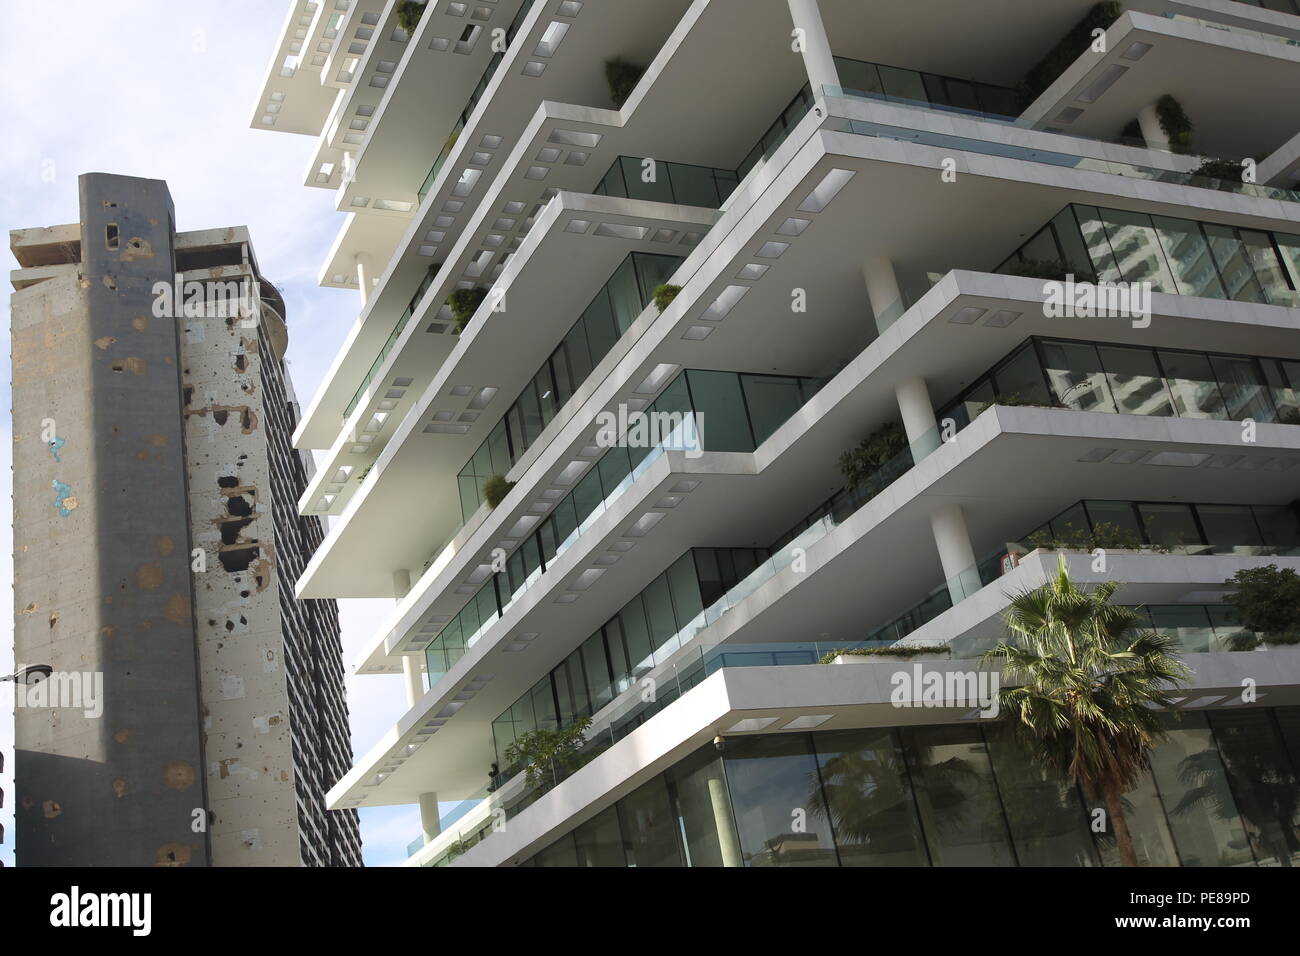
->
[9,172,362,866]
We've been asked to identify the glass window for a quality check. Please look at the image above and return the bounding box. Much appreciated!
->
[617,595,656,679]
[666,745,741,867]
[1263,359,1300,424]
[1204,223,1266,303]
[1073,205,1122,283]
[529,677,558,733]
[903,724,1017,866]
[1207,710,1300,867]
[1196,505,1263,553]
[992,344,1052,407]
[1148,714,1254,867]
[1097,345,1174,417]
[1275,234,1300,291]
[1159,350,1227,419]
[741,375,805,445]
[549,493,579,553]
[878,65,927,105]
[665,551,704,642]
[553,653,589,726]
[570,466,606,534]
[1050,207,1097,279]
[562,322,593,387]
[617,775,683,867]
[1210,354,1275,423]
[1039,339,1117,413]
[835,58,883,97]
[581,288,619,369]
[983,724,1100,866]
[975,83,1020,119]
[486,419,513,475]
[596,445,633,502]
[1099,207,1178,293]
[723,733,839,866]
[641,573,681,663]
[1137,503,1203,550]
[573,805,626,867]
[1082,500,1143,543]
[580,631,613,712]
[666,162,723,207]
[602,619,633,695]
[534,832,578,867]
[685,370,753,452]
[1046,501,1090,544]
[1148,604,1214,654]
[605,255,643,335]
[1241,230,1295,306]
[1254,504,1300,551]
[515,379,545,446]
[1087,767,1180,867]
[457,472,481,523]
[1151,216,1225,299]
[812,728,929,867]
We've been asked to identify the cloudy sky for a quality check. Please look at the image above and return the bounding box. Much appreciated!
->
[0,0,419,867]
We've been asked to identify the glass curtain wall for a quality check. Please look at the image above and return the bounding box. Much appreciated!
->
[594,156,741,208]
[457,252,682,521]
[997,204,1300,307]
[429,370,823,683]
[937,336,1300,429]
[521,706,1300,867]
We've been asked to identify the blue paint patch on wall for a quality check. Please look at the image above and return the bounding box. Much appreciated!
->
[52,479,75,517]
[48,435,65,462]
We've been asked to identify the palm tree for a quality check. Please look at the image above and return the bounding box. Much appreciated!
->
[982,556,1190,866]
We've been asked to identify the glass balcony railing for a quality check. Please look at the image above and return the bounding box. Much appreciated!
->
[455,252,683,522]
[823,105,1300,205]
[416,0,540,201]
[343,263,441,423]
[424,369,826,685]
[593,156,740,207]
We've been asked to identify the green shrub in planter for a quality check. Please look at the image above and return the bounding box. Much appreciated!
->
[1156,94,1194,153]
[1226,564,1300,642]
[1002,258,1095,282]
[653,283,681,312]
[605,57,646,108]
[449,286,488,332]
[820,644,949,663]
[1191,157,1246,190]
[1018,2,1124,107]
[396,0,426,34]
[837,421,908,489]
[482,473,515,509]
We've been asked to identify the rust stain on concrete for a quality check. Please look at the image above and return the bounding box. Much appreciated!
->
[135,563,163,589]
[162,761,196,791]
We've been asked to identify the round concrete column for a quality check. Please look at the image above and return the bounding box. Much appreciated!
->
[931,503,979,606]
[863,256,904,332]
[894,376,937,447]
[1137,102,1169,151]
[402,654,424,707]
[707,763,743,867]
[355,252,375,306]
[786,0,839,95]
[419,792,441,844]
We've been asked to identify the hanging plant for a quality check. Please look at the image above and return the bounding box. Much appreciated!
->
[449,287,488,332]
[482,473,515,509]
[1155,94,1194,153]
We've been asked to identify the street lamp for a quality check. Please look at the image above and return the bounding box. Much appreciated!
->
[1,665,52,684]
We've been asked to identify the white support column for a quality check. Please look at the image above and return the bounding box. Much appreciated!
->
[931,503,979,606]
[402,655,424,707]
[392,567,423,706]
[419,792,441,844]
[355,252,375,305]
[863,255,904,333]
[1136,102,1168,151]
[707,763,743,867]
[786,0,839,95]
[894,377,937,447]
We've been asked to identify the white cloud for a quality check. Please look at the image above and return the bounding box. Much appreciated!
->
[0,1,413,867]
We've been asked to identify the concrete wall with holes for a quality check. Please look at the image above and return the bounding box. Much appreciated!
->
[10,173,211,866]
[181,260,303,866]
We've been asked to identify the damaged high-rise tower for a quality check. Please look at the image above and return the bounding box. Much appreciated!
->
[8,172,362,866]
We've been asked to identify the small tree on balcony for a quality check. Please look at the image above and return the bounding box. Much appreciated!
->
[448,286,489,332]
[396,0,427,35]
[1225,565,1300,645]
[504,716,593,791]
[982,556,1190,866]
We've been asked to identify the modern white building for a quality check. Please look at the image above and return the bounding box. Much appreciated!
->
[254,0,1300,867]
